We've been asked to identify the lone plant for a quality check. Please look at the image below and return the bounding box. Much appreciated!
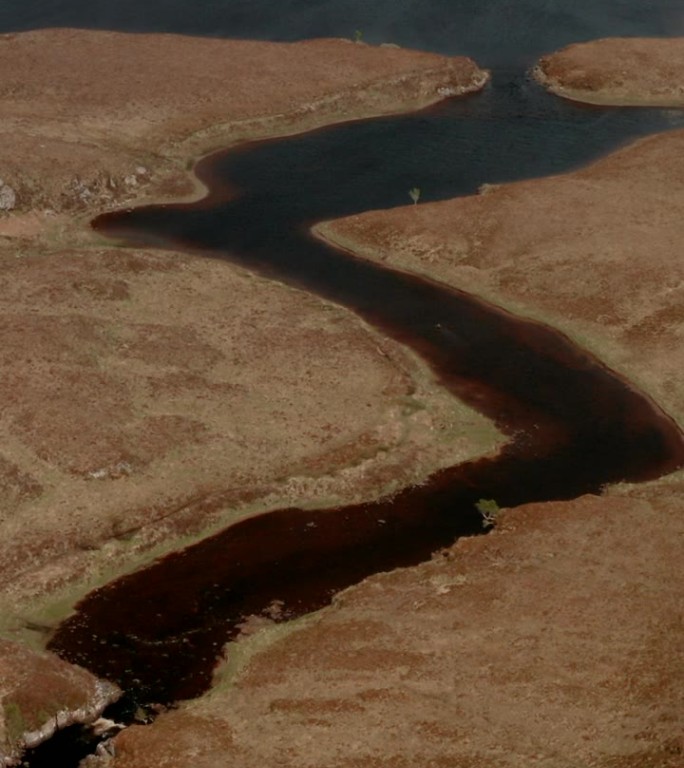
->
[409,187,421,205]
[475,498,500,529]
[354,29,363,43]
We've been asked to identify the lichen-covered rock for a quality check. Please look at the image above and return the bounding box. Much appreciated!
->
[0,179,16,212]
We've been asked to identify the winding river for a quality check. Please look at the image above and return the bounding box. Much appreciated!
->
[43,77,684,729]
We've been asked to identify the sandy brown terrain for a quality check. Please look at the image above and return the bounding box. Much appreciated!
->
[0,247,499,622]
[0,29,499,763]
[533,37,684,106]
[0,28,487,218]
[1,26,682,768]
[0,31,495,613]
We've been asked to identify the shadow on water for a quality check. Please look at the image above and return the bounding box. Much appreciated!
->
[46,87,684,717]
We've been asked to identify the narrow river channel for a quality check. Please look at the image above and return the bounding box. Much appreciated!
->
[41,74,684,750]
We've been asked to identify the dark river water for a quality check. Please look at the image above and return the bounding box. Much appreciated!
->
[7,1,684,765]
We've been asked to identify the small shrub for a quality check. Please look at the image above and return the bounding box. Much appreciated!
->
[475,498,500,529]
[409,187,421,205]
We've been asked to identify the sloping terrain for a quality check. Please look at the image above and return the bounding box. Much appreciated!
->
[0,639,118,766]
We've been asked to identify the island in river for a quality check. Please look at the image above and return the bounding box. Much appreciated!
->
[0,30,683,768]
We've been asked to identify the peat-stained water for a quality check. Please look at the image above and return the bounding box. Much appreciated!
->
[48,88,684,708]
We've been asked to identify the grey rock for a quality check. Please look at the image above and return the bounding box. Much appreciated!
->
[0,179,16,211]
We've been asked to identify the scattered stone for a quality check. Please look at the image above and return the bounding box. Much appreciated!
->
[90,718,125,738]
[0,179,16,212]
[86,461,133,481]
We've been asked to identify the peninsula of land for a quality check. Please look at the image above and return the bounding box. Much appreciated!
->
[533,36,684,106]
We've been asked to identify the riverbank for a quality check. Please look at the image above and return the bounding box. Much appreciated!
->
[0,28,488,221]
[317,126,684,432]
[532,37,684,106]
[102,169,684,761]
[112,48,684,768]
[0,29,496,764]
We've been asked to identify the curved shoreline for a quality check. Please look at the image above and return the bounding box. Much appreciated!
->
[51,64,682,760]
[0,29,490,222]
[0,31,492,606]
[316,124,684,433]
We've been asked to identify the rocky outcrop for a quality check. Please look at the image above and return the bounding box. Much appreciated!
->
[0,180,15,212]
[0,640,120,766]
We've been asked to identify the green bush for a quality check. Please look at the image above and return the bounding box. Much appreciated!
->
[475,498,500,529]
